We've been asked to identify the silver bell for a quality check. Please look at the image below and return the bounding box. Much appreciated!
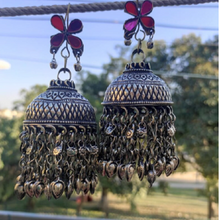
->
[50,58,58,69]
[147,40,154,49]
[124,39,132,46]
[74,62,82,72]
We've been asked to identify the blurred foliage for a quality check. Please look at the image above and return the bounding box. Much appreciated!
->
[0,34,218,219]
[0,85,47,203]
[0,117,19,202]
[13,84,48,112]
[170,34,218,219]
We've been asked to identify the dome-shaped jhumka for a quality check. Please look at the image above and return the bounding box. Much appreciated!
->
[98,62,179,186]
[24,79,96,125]
[103,62,173,106]
[15,78,98,200]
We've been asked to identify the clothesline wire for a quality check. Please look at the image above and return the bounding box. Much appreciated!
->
[0,0,218,17]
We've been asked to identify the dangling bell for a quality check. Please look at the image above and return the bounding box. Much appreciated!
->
[50,58,58,69]
[15,68,98,199]
[124,39,132,46]
[74,62,82,72]
[99,57,179,186]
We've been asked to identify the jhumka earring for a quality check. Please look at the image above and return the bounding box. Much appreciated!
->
[98,0,179,186]
[15,7,99,200]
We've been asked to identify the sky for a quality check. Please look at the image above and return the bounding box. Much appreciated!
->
[0,0,218,110]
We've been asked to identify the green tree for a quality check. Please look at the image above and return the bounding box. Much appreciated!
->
[13,84,48,112]
[170,34,218,219]
[0,117,20,202]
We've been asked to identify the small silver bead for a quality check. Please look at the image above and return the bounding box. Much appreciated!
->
[50,59,58,69]
[147,41,154,49]
[124,39,132,46]
[74,63,82,72]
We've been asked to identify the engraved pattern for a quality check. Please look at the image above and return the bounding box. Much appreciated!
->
[103,66,172,105]
[25,79,96,124]
[118,72,160,82]
[103,83,172,104]
[36,90,88,101]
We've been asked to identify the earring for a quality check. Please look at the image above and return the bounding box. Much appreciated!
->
[15,6,99,200]
[98,0,179,187]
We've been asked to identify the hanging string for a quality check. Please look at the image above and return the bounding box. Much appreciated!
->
[0,0,218,17]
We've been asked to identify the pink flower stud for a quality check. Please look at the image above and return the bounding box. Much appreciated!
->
[123,0,155,45]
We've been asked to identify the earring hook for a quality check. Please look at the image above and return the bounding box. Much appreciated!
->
[64,3,71,26]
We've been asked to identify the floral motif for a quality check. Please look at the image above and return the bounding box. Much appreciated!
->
[50,15,84,57]
[123,0,154,41]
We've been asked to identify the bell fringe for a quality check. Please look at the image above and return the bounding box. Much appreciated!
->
[15,124,98,200]
[98,105,179,186]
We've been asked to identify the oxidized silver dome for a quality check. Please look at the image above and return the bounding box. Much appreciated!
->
[24,79,96,126]
[102,62,173,106]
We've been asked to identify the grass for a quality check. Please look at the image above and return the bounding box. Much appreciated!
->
[0,187,218,220]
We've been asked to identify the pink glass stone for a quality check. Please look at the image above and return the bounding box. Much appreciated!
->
[51,15,65,31]
[67,19,83,34]
[125,1,138,16]
[50,33,65,47]
[141,17,154,28]
[141,1,153,16]
[67,35,82,49]
[124,18,138,31]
